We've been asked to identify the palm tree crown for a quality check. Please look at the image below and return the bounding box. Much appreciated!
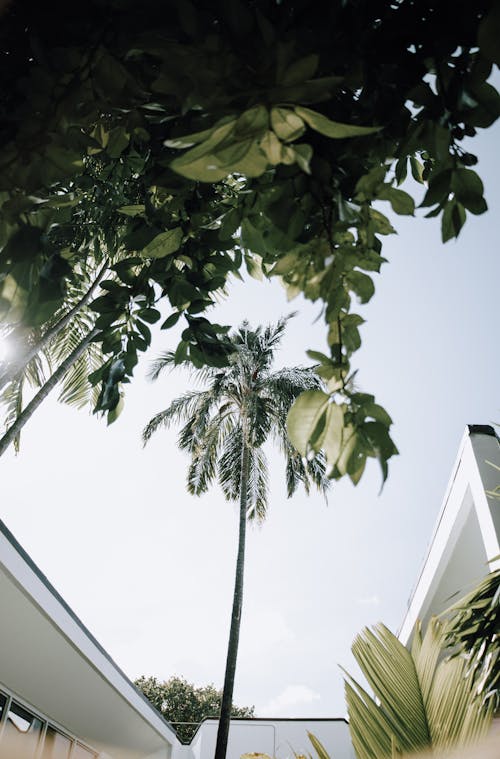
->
[142,315,329,518]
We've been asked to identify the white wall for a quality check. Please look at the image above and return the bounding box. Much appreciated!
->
[187,718,354,759]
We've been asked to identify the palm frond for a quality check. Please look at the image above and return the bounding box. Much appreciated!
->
[218,426,244,502]
[24,353,47,389]
[142,409,175,445]
[57,339,102,409]
[246,447,268,522]
[142,391,211,445]
[49,303,95,364]
[351,623,430,755]
[147,350,220,385]
[441,568,500,711]
[187,419,220,495]
[247,394,273,447]
[0,375,24,453]
[264,366,323,411]
[147,351,176,381]
[304,452,330,497]
[345,619,493,759]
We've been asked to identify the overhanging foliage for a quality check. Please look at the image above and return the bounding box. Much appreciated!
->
[1,0,499,482]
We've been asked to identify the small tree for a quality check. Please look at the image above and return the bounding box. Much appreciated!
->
[135,676,254,744]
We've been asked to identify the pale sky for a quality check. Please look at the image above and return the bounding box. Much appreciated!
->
[1,118,499,720]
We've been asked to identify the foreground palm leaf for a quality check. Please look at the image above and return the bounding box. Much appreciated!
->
[345,619,493,759]
[143,316,329,759]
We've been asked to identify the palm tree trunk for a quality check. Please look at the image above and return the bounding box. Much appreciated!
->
[214,439,250,759]
[0,260,108,392]
[0,329,98,458]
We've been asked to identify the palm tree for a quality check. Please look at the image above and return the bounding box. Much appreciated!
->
[142,316,329,759]
[0,259,108,457]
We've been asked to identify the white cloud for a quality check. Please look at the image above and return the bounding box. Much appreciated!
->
[357,594,381,606]
[258,685,321,717]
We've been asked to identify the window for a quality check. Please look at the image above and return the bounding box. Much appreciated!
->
[71,743,96,758]
[3,701,43,758]
[42,726,71,759]
[0,689,97,759]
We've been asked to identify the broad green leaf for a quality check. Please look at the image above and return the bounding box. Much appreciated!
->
[356,166,387,197]
[452,201,467,238]
[420,169,452,207]
[271,249,301,276]
[478,4,500,66]
[281,54,319,86]
[241,218,267,255]
[377,186,415,215]
[306,350,332,364]
[364,403,392,427]
[369,209,396,235]
[107,126,130,158]
[118,204,146,217]
[259,130,282,164]
[295,106,381,139]
[441,200,457,243]
[234,105,269,137]
[161,311,182,329]
[138,308,161,324]
[321,403,344,463]
[140,228,183,258]
[466,82,500,128]
[395,156,408,185]
[410,156,424,183]
[171,135,268,181]
[164,125,221,149]
[214,138,256,168]
[293,143,313,174]
[346,271,375,303]
[349,453,367,486]
[287,389,329,456]
[170,120,236,167]
[174,340,188,365]
[336,424,357,476]
[45,145,84,175]
[270,107,306,142]
[244,252,264,281]
[270,75,343,105]
[230,140,269,177]
[107,394,124,425]
[450,169,486,215]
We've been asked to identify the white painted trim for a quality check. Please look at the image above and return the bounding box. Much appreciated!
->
[399,427,500,645]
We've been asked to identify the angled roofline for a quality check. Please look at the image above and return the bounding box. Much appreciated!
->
[0,517,179,744]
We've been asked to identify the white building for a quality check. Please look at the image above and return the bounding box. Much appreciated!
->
[0,424,497,759]
[399,424,500,644]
